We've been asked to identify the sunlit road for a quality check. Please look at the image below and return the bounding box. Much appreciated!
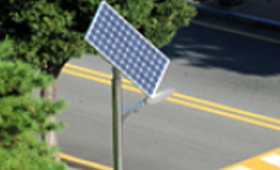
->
[57,16,280,170]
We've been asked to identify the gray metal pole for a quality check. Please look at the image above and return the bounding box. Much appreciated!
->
[112,67,124,170]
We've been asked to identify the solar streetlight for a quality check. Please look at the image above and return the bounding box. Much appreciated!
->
[84,1,173,170]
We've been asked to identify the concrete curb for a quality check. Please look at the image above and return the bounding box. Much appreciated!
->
[196,3,280,30]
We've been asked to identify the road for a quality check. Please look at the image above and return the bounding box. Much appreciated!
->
[56,15,280,170]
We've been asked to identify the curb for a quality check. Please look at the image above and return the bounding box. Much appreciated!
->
[196,3,280,30]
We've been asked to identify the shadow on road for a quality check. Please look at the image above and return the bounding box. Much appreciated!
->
[161,25,280,76]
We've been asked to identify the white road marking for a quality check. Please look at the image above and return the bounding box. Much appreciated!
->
[261,153,280,168]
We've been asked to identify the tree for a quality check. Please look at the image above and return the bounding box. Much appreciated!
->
[0,0,197,144]
[0,38,66,170]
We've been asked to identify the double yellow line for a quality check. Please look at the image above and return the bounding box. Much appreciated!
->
[60,63,280,169]
[58,19,280,170]
[62,63,280,132]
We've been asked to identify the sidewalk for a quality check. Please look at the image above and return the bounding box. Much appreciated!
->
[197,0,280,29]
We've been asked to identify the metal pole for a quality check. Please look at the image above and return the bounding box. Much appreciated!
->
[112,67,124,170]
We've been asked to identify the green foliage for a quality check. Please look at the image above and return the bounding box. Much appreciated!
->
[0,59,52,97]
[0,0,196,69]
[0,0,87,68]
[0,38,66,169]
[0,94,65,147]
[115,0,197,47]
[0,38,14,60]
[0,134,66,170]
[61,0,197,47]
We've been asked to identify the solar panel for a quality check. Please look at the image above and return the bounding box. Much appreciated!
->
[84,1,170,98]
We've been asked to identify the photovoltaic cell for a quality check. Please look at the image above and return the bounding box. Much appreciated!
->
[84,1,170,97]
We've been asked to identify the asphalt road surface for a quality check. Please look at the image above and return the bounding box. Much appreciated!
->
[57,15,280,170]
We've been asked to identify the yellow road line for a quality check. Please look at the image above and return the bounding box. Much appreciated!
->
[62,68,142,94]
[173,92,280,125]
[166,97,280,131]
[60,19,280,170]
[62,67,280,132]
[64,64,280,126]
[61,66,280,169]
[220,147,280,170]
[59,153,112,170]
[65,63,132,84]
[191,20,280,45]
[62,68,111,85]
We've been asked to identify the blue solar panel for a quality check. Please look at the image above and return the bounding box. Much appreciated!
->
[84,1,170,98]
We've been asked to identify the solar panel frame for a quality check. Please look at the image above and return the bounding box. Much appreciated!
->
[84,1,170,98]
